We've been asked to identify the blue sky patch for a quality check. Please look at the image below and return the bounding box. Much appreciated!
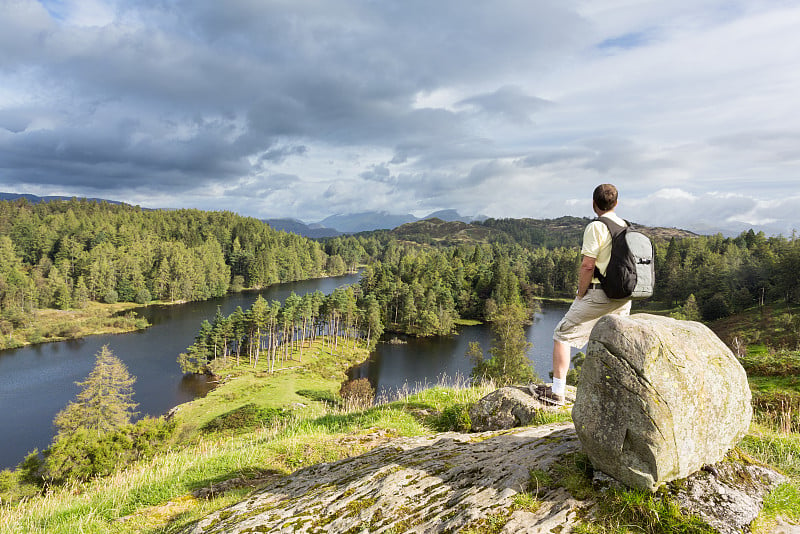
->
[597,31,651,50]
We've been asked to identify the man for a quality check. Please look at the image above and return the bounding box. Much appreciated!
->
[539,184,632,405]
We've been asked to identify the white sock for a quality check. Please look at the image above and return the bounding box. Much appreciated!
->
[552,377,566,396]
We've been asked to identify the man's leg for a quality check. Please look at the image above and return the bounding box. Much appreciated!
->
[550,339,570,401]
[552,339,570,383]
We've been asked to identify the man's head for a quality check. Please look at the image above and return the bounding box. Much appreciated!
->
[593,184,618,212]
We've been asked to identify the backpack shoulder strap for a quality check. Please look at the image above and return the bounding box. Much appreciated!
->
[596,216,626,237]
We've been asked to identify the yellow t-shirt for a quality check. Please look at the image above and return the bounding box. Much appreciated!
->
[581,212,627,283]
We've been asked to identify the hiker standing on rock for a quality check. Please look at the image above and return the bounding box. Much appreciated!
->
[538,184,632,405]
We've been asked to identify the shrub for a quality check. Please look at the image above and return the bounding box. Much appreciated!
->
[0,319,12,336]
[0,468,40,506]
[57,322,81,338]
[230,275,245,292]
[103,289,119,304]
[435,404,472,432]
[43,417,175,483]
[739,349,800,376]
[28,328,45,344]
[339,378,375,408]
[297,389,338,406]
[202,404,289,433]
[134,288,152,305]
[702,293,730,321]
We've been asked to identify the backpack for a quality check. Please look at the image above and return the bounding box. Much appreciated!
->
[593,217,654,299]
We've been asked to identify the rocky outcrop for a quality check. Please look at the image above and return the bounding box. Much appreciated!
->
[572,313,752,491]
[184,423,586,534]
[668,457,785,534]
[468,385,576,432]
[182,422,785,534]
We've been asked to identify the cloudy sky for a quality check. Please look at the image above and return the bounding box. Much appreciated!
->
[1,0,799,235]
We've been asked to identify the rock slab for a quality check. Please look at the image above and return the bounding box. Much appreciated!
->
[572,313,752,490]
[184,424,586,534]
[182,422,783,534]
[468,385,575,432]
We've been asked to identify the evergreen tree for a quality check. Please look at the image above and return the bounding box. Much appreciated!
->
[53,345,138,437]
[469,302,536,385]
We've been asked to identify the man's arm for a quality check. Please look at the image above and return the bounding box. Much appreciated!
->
[576,255,596,298]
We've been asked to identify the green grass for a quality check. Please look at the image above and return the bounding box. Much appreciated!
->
[4,320,800,534]
[0,346,496,533]
[547,453,716,534]
[171,339,369,441]
[740,348,800,376]
[739,426,800,530]
[0,302,149,349]
[454,318,483,326]
[0,400,428,532]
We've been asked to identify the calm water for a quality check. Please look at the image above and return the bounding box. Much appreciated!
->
[0,274,572,469]
[351,302,575,398]
[0,273,362,469]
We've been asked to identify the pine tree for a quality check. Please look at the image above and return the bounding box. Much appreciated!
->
[53,345,138,437]
[469,302,536,385]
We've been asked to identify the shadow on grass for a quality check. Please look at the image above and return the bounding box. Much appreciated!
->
[296,388,340,408]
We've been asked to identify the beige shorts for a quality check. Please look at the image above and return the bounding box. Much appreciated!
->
[553,289,631,349]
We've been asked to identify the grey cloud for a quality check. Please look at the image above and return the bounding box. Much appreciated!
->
[222,173,300,199]
[0,0,588,199]
[260,145,307,164]
[709,130,800,163]
[517,147,595,168]
[624,190,759,232]
[458,86,552,124]
[0,1,53,66]
[360,164,394,184]
[577,137,679,175]
[1,0,797,236]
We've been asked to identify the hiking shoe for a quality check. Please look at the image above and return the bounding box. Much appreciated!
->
[526,383,540,396]
[527,383,549,396]
[536,385,565,406]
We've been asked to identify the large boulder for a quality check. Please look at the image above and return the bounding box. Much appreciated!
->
[572,313,752,491]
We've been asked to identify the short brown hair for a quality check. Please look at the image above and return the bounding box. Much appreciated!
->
[593,184,618,212]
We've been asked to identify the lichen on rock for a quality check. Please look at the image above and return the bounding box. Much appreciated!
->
[572,313,752,491]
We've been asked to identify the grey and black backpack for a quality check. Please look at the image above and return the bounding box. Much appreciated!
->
[594,217,654,299]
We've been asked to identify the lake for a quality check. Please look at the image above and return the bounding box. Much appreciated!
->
[350,303,574,399]
[0,273,572,469]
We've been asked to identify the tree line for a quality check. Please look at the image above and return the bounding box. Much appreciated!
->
[178,287,383,374]
[182,239,578,374]
[356,226,800,325]
[0,199,361,345]
[3,197,798,349]
[654,230,799,320]
[358,241,578,336]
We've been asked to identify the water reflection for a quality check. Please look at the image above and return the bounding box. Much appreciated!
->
[351,301,575,399]
[178,374,216,399]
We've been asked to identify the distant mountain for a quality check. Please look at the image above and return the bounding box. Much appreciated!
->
[391,218,499,245]
[384,216,699,249]
[688,220,796,239]
[263,218,341,238]
[423,209,486,224]
[316,209,484,233]
[317,211,418,233]
[0,192,127,206]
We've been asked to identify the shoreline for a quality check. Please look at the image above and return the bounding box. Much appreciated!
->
[0,270,363,351]
[167,336,372,440]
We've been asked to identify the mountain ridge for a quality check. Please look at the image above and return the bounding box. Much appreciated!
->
[0,192,701,240]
